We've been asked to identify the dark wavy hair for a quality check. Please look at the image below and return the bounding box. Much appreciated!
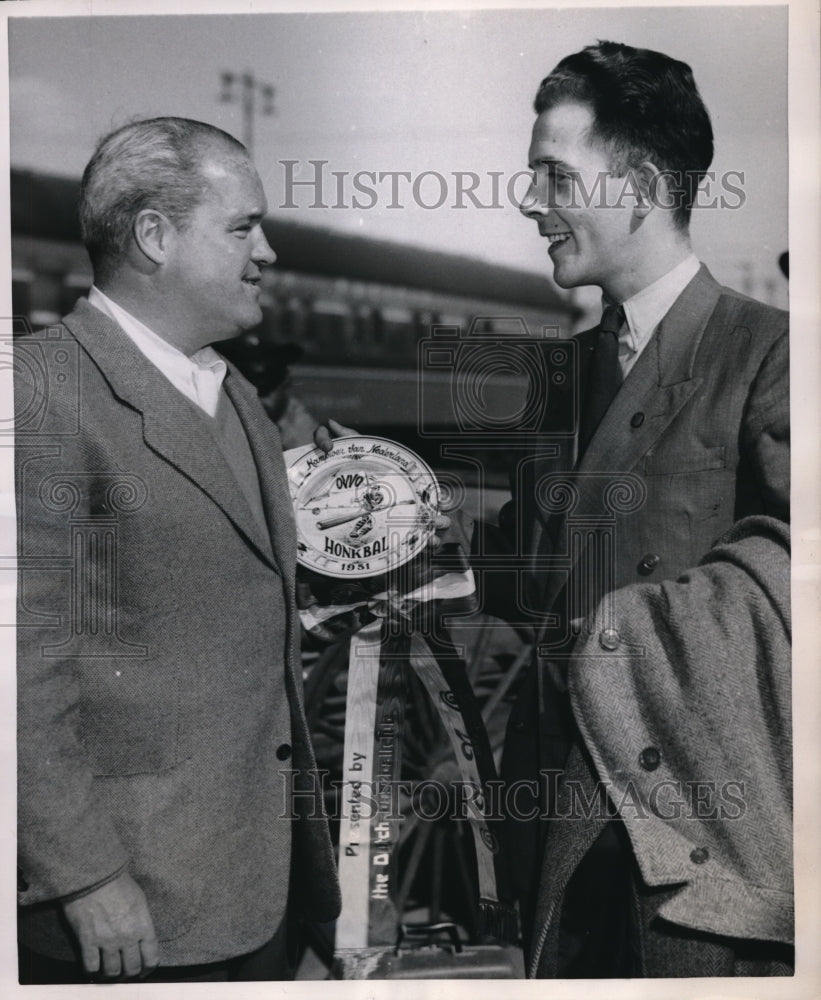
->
[534,41,713,228]
[79,117,247,279]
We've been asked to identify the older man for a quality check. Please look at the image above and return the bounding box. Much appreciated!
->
[15,117,340,983]
[498,42,791,977]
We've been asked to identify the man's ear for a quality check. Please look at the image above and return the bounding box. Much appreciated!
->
[634,161,667,219]
[133,209,175,265]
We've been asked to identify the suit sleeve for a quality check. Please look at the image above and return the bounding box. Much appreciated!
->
[738,328,789,523]
[16,371,130,905]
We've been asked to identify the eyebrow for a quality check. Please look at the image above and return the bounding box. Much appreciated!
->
[229,210,266,225]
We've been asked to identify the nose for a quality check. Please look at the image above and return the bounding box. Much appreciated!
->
[253,227,277,266]
[518,176,550,220]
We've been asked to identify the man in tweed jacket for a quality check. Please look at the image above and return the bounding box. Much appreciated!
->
[15,117,340,982]
[499,42,791,976]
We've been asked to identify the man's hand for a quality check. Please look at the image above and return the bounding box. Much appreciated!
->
[62,871,159,979]
[432,506,473,552]
[313,417,356,453]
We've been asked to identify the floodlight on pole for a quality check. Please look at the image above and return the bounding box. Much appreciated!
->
[218,70,276,157]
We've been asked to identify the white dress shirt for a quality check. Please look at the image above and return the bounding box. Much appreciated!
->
[88,286,227,417]
[607,254,701,378]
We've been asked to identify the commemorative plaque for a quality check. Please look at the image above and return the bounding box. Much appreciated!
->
[288,435,440,580]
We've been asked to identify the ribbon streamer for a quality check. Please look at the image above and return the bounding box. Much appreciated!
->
[336,623,407,948]
[304,562,516,952]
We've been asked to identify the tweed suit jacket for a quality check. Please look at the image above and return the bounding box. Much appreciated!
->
[498,266,790,972]
[529,516,792,976]
[16,299,341,965]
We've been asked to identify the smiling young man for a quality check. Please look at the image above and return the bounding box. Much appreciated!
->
[499,42,792,978]
[522,87,709,302]
[16,117,340,983]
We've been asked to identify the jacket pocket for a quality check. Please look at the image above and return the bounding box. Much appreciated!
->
[643,445,726,476]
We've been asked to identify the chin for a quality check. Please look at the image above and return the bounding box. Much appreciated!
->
[231,309,264,337]
[551,265,579,290]
[551,259,594,291]
[210,325,246,344]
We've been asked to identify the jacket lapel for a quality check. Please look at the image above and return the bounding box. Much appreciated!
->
[223,366,297,596]
[577,265,721,474]
[64,299,279,569]
[539,266,724,617]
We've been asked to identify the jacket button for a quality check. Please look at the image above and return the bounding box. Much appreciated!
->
[638,553,661,575]
[513,720,527,733]
[630,412,645,428]
[639,747,661,771]
[276,743,292,761]
[599,628,620,651]
[690,847,709,865]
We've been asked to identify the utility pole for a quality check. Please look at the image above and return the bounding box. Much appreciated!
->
[219,70,275,158]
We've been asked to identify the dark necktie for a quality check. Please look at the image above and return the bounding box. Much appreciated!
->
[577,304,625,461]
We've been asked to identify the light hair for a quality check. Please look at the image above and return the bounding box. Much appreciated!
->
[79,117,247,278]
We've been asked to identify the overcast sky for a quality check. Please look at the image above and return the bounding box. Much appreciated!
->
[8,5,787,305]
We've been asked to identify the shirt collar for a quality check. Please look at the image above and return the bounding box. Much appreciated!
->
[87,286,227,415]
[603,254,700,355]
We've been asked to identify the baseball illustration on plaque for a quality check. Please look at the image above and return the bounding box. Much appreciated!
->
[289,435,439,581]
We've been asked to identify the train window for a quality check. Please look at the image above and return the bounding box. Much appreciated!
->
[379,305,414,327]
[415,309,436,338]
[308,299,355,357]
[354,305,378,347]
[374,306,415,364]
[436,312,467,329]
[311,298,353,318]
[282,296,309,344]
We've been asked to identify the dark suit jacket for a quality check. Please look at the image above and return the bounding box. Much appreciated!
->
[16,299,341,965]
[498,266,790,971]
